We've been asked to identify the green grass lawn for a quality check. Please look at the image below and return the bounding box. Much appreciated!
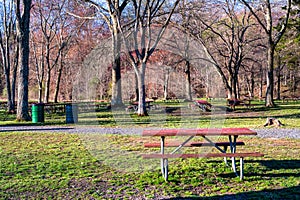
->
[0,100,300,199]
[0,132,299,199]
[1,100,300,128]
[82,100,300,128]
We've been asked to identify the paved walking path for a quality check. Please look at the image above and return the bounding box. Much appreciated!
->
[0,125,299,139]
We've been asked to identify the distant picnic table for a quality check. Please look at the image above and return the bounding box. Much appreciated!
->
[193,100,212,112]
[227,99,252,110]
[127,100,154,112]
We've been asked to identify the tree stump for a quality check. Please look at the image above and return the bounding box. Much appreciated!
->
[263,117,284,127]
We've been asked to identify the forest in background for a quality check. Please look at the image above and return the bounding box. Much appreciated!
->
[0,0,299,119]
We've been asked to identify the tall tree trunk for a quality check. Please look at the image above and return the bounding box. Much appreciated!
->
[284,69,287,86]
[137,63,147,116]
[237,76,241,99]
[54,56,64,103]
[4,41,14,112]
[111,23,123,106]
[245,74,251,98]
[246,72,255,99]
[38,82,43,103]
[184,60,192,101]
[205,72,210,99]
[265,45,275,107]
[0,31,14,113]
[44,39,52,103]
[164,68,170,100]
[292,70,296,94]
[3,62,13,112]
[276,65,281,100]
[134,73,139,102]
[11,70,17,112]
[233,74,238,99]
[250,72,254,98]
[227,76,233,99]
[11,45,19,113]
[44,68,51,103]
[241,0,291,106]
[16,0,32,121]
[259,66,263,100]
[32,36,44,103]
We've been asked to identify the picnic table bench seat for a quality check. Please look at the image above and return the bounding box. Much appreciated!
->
[142,152,263,159]
[144,141,245,148]
[142,152,263,181]
[142,152,263,180]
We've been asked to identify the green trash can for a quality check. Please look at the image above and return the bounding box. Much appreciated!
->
[32,103,44,123]
[66,104,78,124]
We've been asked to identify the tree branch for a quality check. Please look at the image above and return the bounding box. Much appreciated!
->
[240,0,268,34]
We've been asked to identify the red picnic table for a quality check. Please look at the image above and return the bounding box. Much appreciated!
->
[129,100,154,111]
[194,100,212,112]
[142,128,263,181]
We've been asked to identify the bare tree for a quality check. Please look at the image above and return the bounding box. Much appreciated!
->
[53,0,85,103]
[30,32,45,103]
[78,0,130,106]
[0,0,19,113]
[274,0,300,98]
[150,51,182,100]
[188,0,258,99]
[240,0,292,107]
[31,0,79,103]
[16,0,32,121]
[118,0,180,116]
[163,66,172,100]
[274,51,286,100]
[171,0,194,101]
[34,0,69,103]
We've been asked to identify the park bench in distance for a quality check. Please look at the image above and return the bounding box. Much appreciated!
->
[126,100,154,112]
[282,95,300,103]
[192,100,212,112]
[227,99,253,110]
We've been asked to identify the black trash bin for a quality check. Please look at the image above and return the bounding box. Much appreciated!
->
[65,104,78,124]
[32,103,44,123]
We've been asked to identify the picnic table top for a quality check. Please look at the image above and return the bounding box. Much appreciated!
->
[142,128,257,136]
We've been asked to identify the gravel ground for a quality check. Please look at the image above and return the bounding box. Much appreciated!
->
[254,128,300,139]
[0,126,299,139]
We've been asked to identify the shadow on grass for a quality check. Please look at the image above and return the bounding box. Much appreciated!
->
[219,159,300,178]
[166,185,300,199]
[202,159,300,181]
[258,159,300,170]
[230,103,300,113]
[246,159,300,178]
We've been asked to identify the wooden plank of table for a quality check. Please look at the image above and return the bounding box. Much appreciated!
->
[142,128,257,136]
[142,152,264,159]
[144,141,245,148]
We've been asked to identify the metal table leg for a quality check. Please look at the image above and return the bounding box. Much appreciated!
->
[202,136,228,166]
[229,135,238,176]
[240,157,244,180]
[162,159,168,181]
[223,146,228,166]
[160,136,168,181]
